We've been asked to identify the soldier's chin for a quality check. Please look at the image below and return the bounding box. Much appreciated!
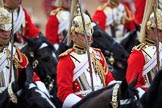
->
[0,37,10,46]
[83,42,92,48]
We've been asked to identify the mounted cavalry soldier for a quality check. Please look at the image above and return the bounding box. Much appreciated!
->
[56,1,115,108]
[126,0,162,97]
[3,0,42,49]
[92,0,135,43]
[3,0,59,89]
[0,1,28,93]
[46,0,71,51]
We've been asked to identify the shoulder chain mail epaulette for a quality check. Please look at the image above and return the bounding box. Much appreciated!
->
[92,47,102,52]
[132,43,146,51]
[50,8,62,15]
[59,48,73,57]
[14,46,28,68]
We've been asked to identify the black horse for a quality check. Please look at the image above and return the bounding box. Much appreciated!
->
[140,69,162,108]
[0,33,63,108]
[0,64,57,108]
[120,30,140,54]
[92,25,129,80]
[20,34,62,108]
[72,78,142,108]
[21,34,58,91]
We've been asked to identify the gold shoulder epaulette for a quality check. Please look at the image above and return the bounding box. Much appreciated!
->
[59,48,73,57]
[14,46,28,68]
[92,47,101,52]
[132,43,146,51]
[97,3,108,10]
[50,8,62,16]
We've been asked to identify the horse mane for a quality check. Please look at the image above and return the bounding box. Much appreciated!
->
[72,77,140,108]
[140,69,162,108]
[72,84,115,108]
[22,33,56,52]
[18,83,55,108]
[38,33,57,52]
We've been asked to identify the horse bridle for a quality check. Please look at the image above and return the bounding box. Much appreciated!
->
[8,83,17,103]
[28,43,55,91]
[111,83,120,108]
[111,83,139,108]
[29,51,39,69]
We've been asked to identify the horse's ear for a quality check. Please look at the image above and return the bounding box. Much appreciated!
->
[84,10,92,21]
[22,35,34,44]
[120,78,129,98]
[121,78,128,90]
[129,73,139,88]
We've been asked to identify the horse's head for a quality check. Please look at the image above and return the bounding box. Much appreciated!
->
[92,25,129,80]
[0,64,57,108]
[0,81,19,108]
[18,81,56,108]
[120,30,140,54]
[21,34,58,91]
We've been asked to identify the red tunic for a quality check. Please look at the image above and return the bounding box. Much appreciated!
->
[126,50,146,89]
[16,47,40,82]
[92,8,107,30]
[23,8,40,38]
[57,48,115,102]
[46,7,69,45]
[92,3,135,31]
[45,10,60,45]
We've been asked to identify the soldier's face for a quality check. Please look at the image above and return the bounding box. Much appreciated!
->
[0,29,11,45]
[147,28,162,42]
[71,33,93,48]
[152,28,162,42]
[158,29,162,42]
[4,0,22,9]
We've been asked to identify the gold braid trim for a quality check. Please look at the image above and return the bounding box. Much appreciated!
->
[50,7,62,16]
[123,6,134,22]
[91,51,108,86]
[8,83,17,103]
[14,46,28,69]
[111,83,120,108]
